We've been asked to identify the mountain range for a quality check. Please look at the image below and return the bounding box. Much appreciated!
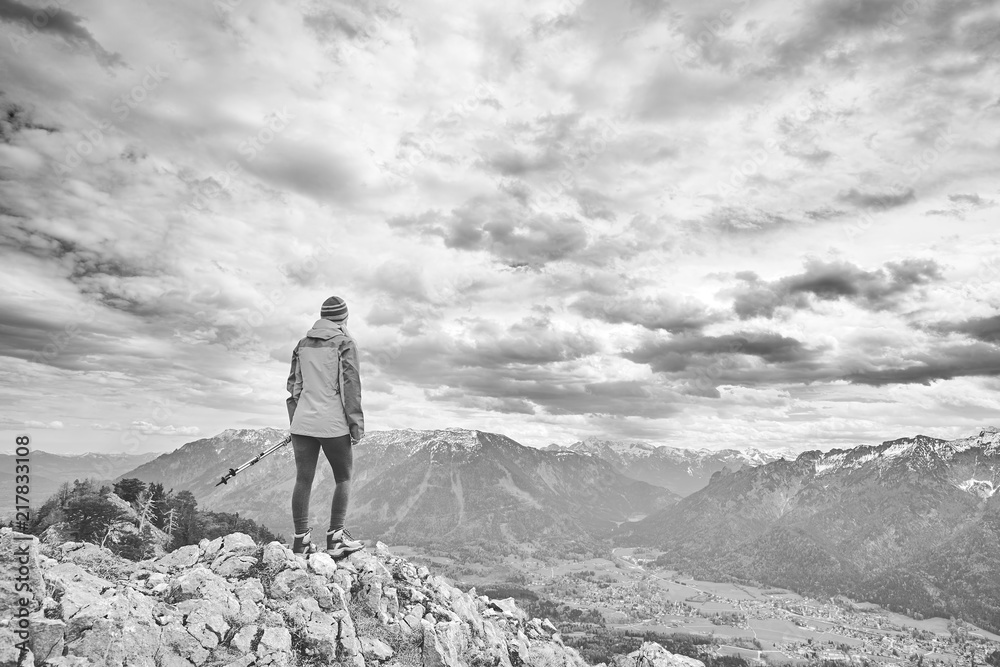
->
[118,428,677,556]
[617,427,1000,632]
[0,450,159,518]
[551,437,794,496]
[107,424,1000,631]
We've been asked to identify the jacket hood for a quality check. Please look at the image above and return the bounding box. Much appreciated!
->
[305,318,350,340]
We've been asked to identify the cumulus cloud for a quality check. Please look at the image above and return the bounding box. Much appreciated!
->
[726,258,943,319]
[570,293,720,333]
[0,0,998,452]
[0,0,124,67]
[837,188,916,210]
[932,315,1000,344]
[0,416,64,429]
[388,197,589,267]
[844,342,1000,386]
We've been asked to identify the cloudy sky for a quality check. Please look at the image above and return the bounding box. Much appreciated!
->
[1,0,998,455]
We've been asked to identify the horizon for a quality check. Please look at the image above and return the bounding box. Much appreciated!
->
[2,0,999,455]
[14,423,1000,458]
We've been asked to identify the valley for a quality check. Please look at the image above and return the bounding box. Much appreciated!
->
[390,544,1000,667]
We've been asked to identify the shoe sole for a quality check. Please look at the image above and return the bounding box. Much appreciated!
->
[326,544,365,559]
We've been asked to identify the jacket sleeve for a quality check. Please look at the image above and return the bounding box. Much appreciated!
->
[286,343,302,424]
[339,338,364,439]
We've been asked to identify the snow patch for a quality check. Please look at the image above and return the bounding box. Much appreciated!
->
[957,479,997,498]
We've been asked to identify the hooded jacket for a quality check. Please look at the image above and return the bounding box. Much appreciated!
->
[286,319,364,440]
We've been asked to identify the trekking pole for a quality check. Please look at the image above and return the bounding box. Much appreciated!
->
[215,434,292,486]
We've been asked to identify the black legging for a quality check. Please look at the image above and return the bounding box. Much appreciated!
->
[291,433,352,535]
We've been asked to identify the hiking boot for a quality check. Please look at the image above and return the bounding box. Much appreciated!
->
[291,527,318,556]
[326,528,365,558]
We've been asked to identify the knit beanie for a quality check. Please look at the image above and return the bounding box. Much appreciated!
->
[320,296,349,322]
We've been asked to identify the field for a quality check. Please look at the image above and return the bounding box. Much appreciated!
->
[387,543,998,666]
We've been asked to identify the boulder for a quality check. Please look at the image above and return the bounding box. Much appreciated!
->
[422,619,470,667]
[0,530,45,611]
[269,569,335,610]
[615,642,706,667]
[150,545,199,572]
[27,531,588,667]
[164,570,241,628]
[28,613,65,663]
[261,542,302,572]
[306,552,338,578]
[360,635,394,661]
[488,597,527,622]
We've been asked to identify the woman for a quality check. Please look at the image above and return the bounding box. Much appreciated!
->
[285,295,365,557]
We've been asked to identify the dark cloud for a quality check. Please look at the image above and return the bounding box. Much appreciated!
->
[364,316,684,418]
[243,141,359,204]
[844,342,1000,386]
[302,1,400,43]
[625,331,819,370]
[948,193,994,208]
[570,293,719,334]
[636,69,751,120]
[765,0,897,73]
[622,331,830,397]
[804,207,846,220]
[932,314,1000,344]
[754,0,997,82]
[573,188,616,220]
[727,258,943,319]
[783,146,834,164]
[697,207,796,234]
[480,149,559,176]
[0,0,123,67]
[387,197,589,267]
[837,188,915,209]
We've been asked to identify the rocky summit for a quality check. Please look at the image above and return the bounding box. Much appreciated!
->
[0,528,699,667]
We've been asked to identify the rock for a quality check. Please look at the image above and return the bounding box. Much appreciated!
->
[145,573,167,588]
[44,563,113,619]
[182,605,229,650]
[43,656,94,667]
[380,586,400,620]
[360,636,394,661]
[269,569,335,610]
[234,578,265,603]
[617,642,706,667]
[28,614,65,663]
[221,656,255,667]
[231,624,258,653]
[209,534,259,578]
[62,587,163,666]
[489,597,528,623]
[151,545,200,571]
[261,542,302,571]
[306,552,338,578]
[527,641,588,667]
[422,619,470,667]
[212,554,257,578]
[172,569,239,612]
[256,626,292,667]
[0,530,46,611]
[450,591,482,635]
[402,613,422,633]
[25,531,590,667]
[280,597,339,661]
[480,619,514,667]
[258,626,292,653]
[200,536,224,562]
[358,570,384,616]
